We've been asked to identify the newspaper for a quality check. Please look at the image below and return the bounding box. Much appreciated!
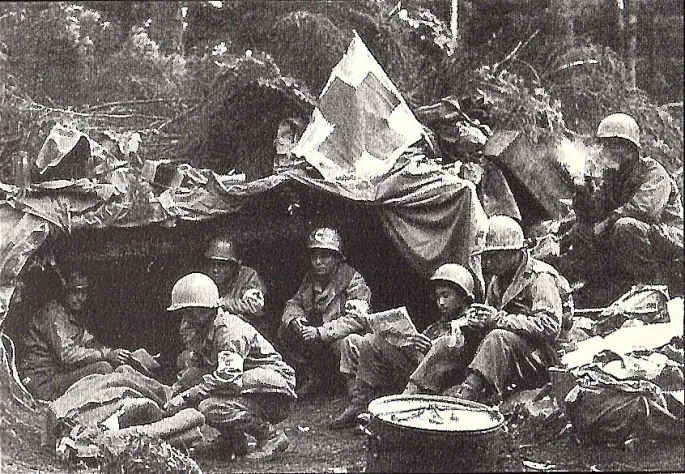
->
[366,306,418,347]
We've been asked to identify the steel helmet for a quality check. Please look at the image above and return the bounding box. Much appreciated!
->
[308,227,342,254]
[64,271,89,290]
[430,264,475,301]
[596,113,640,148]
[168,273,219,311]
[205,237,239,262]
[482,215,525,252]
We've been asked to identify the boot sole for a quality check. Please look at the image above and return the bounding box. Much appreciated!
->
[244,437,289,461]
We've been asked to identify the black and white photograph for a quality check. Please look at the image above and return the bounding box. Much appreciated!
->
[0,1,683,472]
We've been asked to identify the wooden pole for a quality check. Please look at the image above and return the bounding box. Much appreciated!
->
[625,0,638,90]
[450,0,459,41]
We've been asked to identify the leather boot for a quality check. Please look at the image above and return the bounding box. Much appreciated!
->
[245,428,289,461]
[329,381,373,430]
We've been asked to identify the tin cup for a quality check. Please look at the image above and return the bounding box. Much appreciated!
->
[449,319,464,348]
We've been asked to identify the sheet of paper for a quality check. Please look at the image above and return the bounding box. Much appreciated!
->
[366,306,418,347]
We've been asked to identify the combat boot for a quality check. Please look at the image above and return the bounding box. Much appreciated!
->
[245,428,289,461]
[329,381,373,430]
[236,413,289,461]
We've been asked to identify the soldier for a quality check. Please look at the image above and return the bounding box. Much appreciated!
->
[164,273,296,461]
[204,236,267,325]
[279,228,372,398]
[20,271,132,400]
[439,215,565,403]
[561,113,683,287]
[330,264,475,429]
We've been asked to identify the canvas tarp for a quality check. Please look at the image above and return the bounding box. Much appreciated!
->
[0,155,487,328]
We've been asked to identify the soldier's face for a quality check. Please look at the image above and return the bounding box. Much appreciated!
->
[178,307,215,347]
[434,285,466,317]
[310,249,340,277]
[64,288,88,313]
[206,260,238,284]
[598,138,634,171]
[482,250,521,276]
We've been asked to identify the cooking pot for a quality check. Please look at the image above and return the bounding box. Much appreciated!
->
[364,394,506,473]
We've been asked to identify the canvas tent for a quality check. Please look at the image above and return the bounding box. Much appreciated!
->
[0,32,493,398]
[0,134,487,382]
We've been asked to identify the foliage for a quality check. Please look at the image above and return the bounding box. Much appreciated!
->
[0,0,682,185]
[98,433,202,474]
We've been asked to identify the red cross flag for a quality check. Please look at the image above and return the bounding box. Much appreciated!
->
[292,31,425,181]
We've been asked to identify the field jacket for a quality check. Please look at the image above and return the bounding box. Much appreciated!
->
[21,301,109,378]
[281,262,371,342]
[181,309,296,403]
[485,253,564,348]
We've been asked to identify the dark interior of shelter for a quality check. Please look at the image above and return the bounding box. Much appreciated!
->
[4,181,437,384]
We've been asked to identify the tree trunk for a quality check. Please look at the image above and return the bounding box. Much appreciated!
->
[625,0,637,90]
[148,1,184,56]
[450,0,459,41]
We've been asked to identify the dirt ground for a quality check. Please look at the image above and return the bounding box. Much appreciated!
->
[2,390,684,473]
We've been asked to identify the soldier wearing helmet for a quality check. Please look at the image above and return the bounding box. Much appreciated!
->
[425,215,568,404]
[20,270,133,400]
[561,113,683,287]
[165,273,296,461]
[203,236,267,326]
[279,227,372,399]
[330,263,475,429]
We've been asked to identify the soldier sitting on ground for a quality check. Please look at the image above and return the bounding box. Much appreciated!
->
[560,113,683,291]
[279,227,372,398]
[434,216,566,403]
[20,271,133,401]
[330,263,476,429]
[203,236,267,326]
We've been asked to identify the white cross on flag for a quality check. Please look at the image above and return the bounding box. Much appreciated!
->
[292,31,424,181]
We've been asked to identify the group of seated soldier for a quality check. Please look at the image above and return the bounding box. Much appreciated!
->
[17,112,684,460]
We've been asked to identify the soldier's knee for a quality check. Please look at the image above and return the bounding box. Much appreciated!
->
[197,398,216,417]
[613,217,648,238]
[94,361,114,374]
[481,329,516,347]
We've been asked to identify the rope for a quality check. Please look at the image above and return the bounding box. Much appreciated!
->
[1,332,37,411]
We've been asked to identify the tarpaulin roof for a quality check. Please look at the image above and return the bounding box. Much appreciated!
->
[0,32,488,328]
[0,154,487,328]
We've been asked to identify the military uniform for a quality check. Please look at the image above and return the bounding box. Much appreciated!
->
[20,301,114,400]
[280,262,371,382]
[217,264,267,323]
[414,254,563,399]
[354,315,470,398]
[174,309,296,447]
[564,157,683,285]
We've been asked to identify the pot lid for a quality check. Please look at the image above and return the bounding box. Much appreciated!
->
[368,394,503,432]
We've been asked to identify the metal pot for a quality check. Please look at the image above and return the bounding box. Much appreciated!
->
[364,394,505,473]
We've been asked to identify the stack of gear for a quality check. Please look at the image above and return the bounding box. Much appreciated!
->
[554,291,684,444]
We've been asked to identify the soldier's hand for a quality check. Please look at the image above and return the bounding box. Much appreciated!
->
[163,394,186,415]
[467,304,497,329]
[107,348,132,365]
[408,333,432,354]
[300,325,319,341]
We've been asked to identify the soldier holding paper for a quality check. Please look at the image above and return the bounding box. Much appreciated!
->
[329,263,475,429]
